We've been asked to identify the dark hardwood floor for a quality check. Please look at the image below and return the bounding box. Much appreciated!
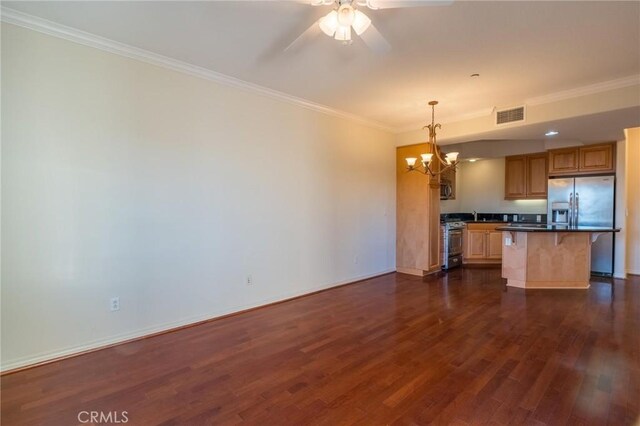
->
[2,270,639,425]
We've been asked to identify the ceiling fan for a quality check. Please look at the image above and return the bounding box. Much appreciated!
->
[284,0,452,54]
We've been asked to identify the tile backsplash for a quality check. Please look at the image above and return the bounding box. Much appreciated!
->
[440,212,547,223]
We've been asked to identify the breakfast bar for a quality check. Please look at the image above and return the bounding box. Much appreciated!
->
[495,225,620,289]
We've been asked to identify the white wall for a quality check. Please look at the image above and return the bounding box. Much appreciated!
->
[626,128,640,274]
[0,24,396,370]
[453,159,547,214]
[614,140,627,278]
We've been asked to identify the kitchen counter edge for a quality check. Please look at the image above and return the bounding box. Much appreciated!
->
[495,226,620,233]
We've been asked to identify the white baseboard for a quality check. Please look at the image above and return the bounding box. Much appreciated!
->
[1,268,396,372]
[627,269,640,276]
[613,272,627,279]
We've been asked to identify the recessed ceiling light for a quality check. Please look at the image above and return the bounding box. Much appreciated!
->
[545,131,559,136]
[468,158,477,162]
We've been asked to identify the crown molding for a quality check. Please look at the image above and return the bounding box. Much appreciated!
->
[4,7,638,136]
[525,74,640,106]
[397,76,640,134]
[1,7,395,133]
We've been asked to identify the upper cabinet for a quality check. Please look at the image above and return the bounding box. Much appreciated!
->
[505,152,548,200]
[505,155,527,199]
[547,147,579,175]
[579,143,615,174]
[526,153,549,198]
[548,142,615,176]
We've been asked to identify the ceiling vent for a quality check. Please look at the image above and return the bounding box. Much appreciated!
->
[495,105,526,126]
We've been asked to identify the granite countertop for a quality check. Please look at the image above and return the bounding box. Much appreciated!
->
[464,220,508,224]
[464,220,546,225]
[496,225,621,233]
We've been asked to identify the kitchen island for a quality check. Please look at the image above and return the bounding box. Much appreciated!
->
[495,225,620,289]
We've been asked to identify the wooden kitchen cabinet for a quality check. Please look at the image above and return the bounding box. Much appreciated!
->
[465,230,487,259]
[486,231,503,259]
[579,143,615,173]
[504,152,547,200]
[463,223,502,264]
[526,153,548,198]
[548,142,615,176]
[505,156,527,199]
[548,147,579,175]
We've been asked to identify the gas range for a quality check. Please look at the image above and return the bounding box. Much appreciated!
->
[441,221,465,270]
[442,221,466,230]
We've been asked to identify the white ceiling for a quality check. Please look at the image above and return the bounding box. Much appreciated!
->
[4,1,640,130]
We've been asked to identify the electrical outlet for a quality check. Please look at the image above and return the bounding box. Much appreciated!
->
[505,236,512,246]
[246,275,253,286]
[536,215,542,222]
[110,297,120,312]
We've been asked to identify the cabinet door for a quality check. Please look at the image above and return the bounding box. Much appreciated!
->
[486,231,503,259]
[505,156,527,199]
[549,148,579,175]
[465,230,487,259]
[579,143,614,173]
[526,153,548,198]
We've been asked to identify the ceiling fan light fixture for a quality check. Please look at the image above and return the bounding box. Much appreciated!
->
[352,10,371,35]
[334,25,352,41]
[319,10,338,36]
[337,4,356,27]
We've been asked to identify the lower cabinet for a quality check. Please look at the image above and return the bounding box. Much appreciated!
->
[463,223,503,264]
[486,231,503,260]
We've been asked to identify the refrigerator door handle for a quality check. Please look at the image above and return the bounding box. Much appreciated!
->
[575,192,579,227]
[569,192,573,227]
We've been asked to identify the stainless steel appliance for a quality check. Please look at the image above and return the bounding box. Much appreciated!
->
[442,221,465,270]
[440,179,454,200]
[548,176,615,275]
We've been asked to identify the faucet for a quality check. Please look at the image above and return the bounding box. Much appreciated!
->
[473,210,477,221]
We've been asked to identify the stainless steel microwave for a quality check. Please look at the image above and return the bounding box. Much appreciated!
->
[440,179,454,200]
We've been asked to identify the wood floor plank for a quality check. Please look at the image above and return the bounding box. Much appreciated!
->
[2,271,639,425]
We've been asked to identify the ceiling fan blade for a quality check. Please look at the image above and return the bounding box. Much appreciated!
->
[363,0,453,9]
[284,19,322,52]
[359,23,391,55]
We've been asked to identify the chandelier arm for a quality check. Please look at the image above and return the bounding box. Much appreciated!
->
[424,163,436,177]
[429,126,449,168]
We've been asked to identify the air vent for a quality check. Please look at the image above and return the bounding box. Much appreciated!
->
[496,106,525,126]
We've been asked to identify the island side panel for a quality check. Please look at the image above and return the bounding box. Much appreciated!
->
[524,232,591,288]
[502,231,527,286]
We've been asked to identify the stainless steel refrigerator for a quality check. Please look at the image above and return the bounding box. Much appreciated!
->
[547,176,615,276]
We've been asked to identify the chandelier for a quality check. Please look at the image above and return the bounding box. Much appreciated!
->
[405,101,459,176]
